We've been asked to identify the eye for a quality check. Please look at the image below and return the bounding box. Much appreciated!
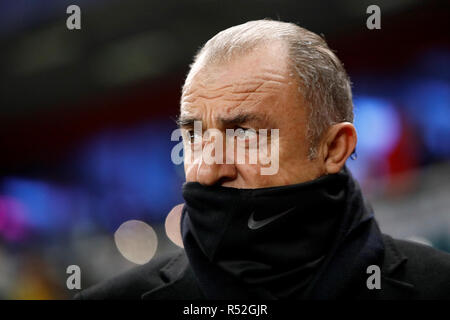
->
[236,127,257,141]
[186,130,202,144]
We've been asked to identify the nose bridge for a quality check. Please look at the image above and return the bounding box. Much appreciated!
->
[196,132,237,186]
[187,96,239,185]
[196,158,219,186]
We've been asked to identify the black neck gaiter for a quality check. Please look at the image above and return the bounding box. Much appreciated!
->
[180,166,376,299]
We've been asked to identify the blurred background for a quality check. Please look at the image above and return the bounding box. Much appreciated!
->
[0,0,449,299]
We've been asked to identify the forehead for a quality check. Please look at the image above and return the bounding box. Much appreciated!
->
[180,43,298,120]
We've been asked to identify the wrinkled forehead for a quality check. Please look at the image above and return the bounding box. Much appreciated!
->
[180,66,298,126]
[180,71,296,126]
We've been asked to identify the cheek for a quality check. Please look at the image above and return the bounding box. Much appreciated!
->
[235,163,283,187]
[235,163,259,176]
[279,139,302,163]
[277,122,310,162]
[270,135,317,184]
[235,164,268,186]
[278,144,324,184]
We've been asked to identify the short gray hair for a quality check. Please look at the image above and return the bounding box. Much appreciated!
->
[183,19,354,158]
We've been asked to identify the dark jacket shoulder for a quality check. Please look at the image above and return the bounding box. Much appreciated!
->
[74,249,186,300]
[75,234,450,300]
[381,234,450,299]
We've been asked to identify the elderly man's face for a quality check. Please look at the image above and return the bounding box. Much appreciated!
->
[179,42,325,188]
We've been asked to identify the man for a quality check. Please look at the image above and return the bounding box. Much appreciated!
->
[76,20,450,299]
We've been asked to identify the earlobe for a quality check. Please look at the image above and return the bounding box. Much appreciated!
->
[324,123,357,174]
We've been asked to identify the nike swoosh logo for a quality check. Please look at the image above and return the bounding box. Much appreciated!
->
[247,207,296,230]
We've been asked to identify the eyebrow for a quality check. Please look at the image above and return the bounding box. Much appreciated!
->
[177,112,270,128]
[176,116,198,127]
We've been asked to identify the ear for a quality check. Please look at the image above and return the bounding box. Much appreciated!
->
[321,122,357,174]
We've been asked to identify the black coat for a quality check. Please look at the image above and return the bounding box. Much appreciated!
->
[75,233,450,300]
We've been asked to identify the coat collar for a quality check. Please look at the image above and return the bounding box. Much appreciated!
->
[141,250,204,300]
[381,234,408,275]
[378,234,415,298]
[141,235,415,300]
